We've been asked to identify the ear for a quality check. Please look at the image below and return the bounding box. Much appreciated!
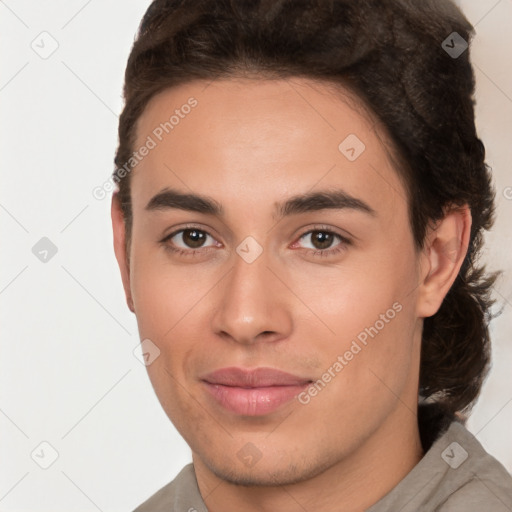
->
[111,193,135,313]
[416,204,471,318]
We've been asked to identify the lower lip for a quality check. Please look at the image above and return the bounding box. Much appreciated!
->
[202,381,309,416]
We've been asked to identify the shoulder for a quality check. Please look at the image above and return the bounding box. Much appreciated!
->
[437,477,512,511]
[368,419,512,512]
[435,422,512,510]
[132,463,206,512]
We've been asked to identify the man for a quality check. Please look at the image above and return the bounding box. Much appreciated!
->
[111,0,512,510]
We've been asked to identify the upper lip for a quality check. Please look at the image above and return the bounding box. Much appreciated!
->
[201,367,312,388]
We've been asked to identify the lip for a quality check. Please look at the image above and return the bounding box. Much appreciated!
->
[201,367,312,416]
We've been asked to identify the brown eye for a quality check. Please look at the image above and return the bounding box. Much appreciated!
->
[310,231,336,250]
[299,230,340,250]
[294,227,351,258]
[163,228,217,251]
[180,229,207,248]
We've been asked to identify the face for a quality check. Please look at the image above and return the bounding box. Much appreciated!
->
[115,77,428,486]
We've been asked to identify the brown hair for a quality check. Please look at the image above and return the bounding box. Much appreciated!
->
[114,0,499,417]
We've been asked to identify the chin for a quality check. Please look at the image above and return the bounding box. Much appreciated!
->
[201,450,336,487]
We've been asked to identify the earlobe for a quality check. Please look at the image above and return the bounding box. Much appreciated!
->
[416,205,471,318]
[111,193,135,313]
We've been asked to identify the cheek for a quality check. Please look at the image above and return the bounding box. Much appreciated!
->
[143,352,208,448]
[129,249,210,381]
[283,250,415,341]
[130,246,206,337]
[296,300,419,442]
[288,248,419,397]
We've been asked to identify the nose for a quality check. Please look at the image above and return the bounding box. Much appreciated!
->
[211,248,293,346]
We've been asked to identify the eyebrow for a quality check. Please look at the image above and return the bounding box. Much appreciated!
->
[145,187,376,219]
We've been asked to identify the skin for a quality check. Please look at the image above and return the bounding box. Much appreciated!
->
[111,77,471,512]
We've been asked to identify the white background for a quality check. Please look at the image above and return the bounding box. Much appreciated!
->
[1,1,511,510]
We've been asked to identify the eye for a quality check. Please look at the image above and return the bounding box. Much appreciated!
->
[294,227,351,257]
[299,230,338,250]
[160,226,219,256]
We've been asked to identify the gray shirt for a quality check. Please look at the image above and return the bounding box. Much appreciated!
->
[133,420,512,511]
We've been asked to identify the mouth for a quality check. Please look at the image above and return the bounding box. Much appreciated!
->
[200,367,313,416]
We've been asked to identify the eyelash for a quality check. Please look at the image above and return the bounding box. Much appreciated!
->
[159,224,218,258]
[159,224,351,258]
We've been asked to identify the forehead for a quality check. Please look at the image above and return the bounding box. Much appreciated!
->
[130,77,407,219]
[135,77,383,153]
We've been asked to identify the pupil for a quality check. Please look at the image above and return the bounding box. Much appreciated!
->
[184,229,205,248]
[313,231,332,249]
